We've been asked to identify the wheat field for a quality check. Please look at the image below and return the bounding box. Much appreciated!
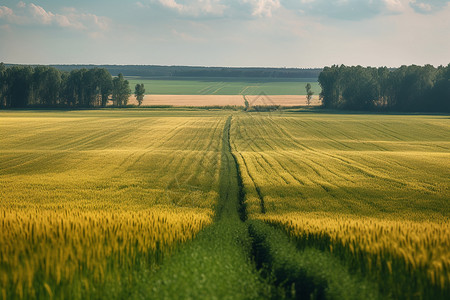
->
[1,109,449,299]
[0,110,226,299]
[231,112,450,296]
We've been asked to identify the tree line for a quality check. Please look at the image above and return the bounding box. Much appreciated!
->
[19,64,322,79]
[0,63,145,108]
[2,62,449,112]
[319,64,450,112]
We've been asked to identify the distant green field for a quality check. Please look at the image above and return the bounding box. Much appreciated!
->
[126,77,321,95]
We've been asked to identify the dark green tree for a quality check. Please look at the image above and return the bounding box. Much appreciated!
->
[318,65,344,108]
[112,73,131,106]
[389,65,437,111]
[341,66,379,110]
[62,69,87,107]
[33,66,61,106]
[6,66,33,108]
[95,69,113,107]
[0,63,6,108]
[82,69,98,107]
[134,83,145,106]
[431,64,450,112]
[305,83,314,106]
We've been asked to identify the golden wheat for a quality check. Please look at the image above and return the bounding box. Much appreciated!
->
[231,112,450,291]
[0,110,224,299]
[0,207,212,299]
[259,213,450,289]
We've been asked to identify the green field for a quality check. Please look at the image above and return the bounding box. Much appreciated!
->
[126,77,321,95]
[1,109,449,299]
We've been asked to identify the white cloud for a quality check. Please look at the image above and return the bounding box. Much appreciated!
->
[29,3,54,24]
[0,6,14,18]
[282,0,449,20]
[136,2,148,8]
[411,1,433,11]
[417,3,432,11]
[0,5,27,24]
[243,0,281,17]
[0,3,110,33]
[144,0,444,20]
[156,0,227,16]
[383,0,405,13]
[54,14,73,28]
[159,0,184,11]
[409,0,450,13]
[201,0,228,14]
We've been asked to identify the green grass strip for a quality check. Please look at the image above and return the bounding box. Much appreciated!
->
[248,220,382,300]
[132,219,266,300]
[132,116,267,299]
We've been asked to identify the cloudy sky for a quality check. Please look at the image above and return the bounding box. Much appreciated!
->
[0,0,449,67]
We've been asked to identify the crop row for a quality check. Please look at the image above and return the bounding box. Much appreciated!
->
[232,112,450,297]
[0,207,211,299]
[0,111,225,299]
[259,213,450,298]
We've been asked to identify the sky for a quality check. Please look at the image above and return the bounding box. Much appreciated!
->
[0,0,449,68]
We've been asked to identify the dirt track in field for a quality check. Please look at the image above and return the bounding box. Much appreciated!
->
[128,95,321,107]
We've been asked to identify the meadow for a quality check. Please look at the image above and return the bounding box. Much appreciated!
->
[126,77,321,95]
[1,109,449,299]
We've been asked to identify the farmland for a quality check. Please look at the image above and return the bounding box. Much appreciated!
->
[0,110,223,298]
[126,77,321,95]
[127,94,322,107]
[125,76,322,107]
[231,112,450,298]
[1,109,449,299]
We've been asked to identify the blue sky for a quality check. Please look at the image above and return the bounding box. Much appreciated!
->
[0,0,449,67]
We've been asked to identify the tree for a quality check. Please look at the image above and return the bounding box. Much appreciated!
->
[95,69,113,107]
[134,83,145,106]
[318,65,343,108]
[305,83,314,106]
[389,65,437,111]
[341,66,379,110]
[431,63,450,112]
[82,69,99,107]
[112,73,131,106]
[0,63,6,108]
[0,65,112,108]
[62,69,87,107]
[6,66,33,108]
[33,66,61,106]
